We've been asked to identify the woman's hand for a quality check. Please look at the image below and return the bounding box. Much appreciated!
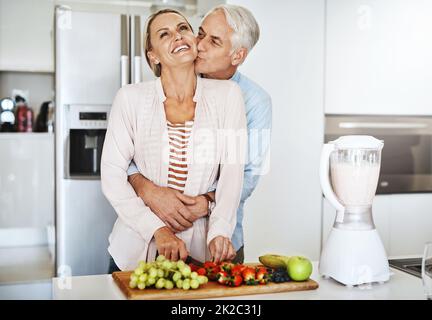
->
[154,226,189,261]
[208,236,236,264]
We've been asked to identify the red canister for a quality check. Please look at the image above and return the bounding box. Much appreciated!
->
[16,103,34,132]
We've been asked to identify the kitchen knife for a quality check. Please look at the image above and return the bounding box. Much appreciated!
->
[185,255,204,267]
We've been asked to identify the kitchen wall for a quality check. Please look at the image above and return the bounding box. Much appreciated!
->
[228,0,325,261]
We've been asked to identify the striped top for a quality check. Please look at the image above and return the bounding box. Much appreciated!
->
[167,120,194,192]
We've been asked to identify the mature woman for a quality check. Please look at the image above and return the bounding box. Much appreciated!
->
[101,9,247,271]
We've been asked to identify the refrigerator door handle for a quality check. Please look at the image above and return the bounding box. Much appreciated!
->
[133,15,142,84]
[121,14,129,86]
[121,55,129,87]
[134,56,142,84]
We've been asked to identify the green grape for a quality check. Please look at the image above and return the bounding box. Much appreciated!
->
[134,267,144,276]
[183,278,190,285]
[190,271,198,279]
[155,278,166,289]
[148,277,156,285]
[190,279,199,289]
[182,281,191,290]
[137,282,146,290]
[139,274,148,283]
[148,267,158,278]
[172,271,182,282]
[176,279,183,289]
[164,270,170,278]
[129,280,137,289]
[156,255,166,262]
[130,274,139,282]
[162,260,172,269]
[176,260,186,269]
[138,261,146,269]
[157,269,164,278]
[164,280,174,290]
[197,275,207,285]
[181,266,191,278]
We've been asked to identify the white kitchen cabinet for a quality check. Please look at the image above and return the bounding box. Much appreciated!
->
[325,0,432,115]
[386,194,432,256]
[228,0,325,261]
[322,194,432,257]
[0,0,54,72]
[0,133,55,246]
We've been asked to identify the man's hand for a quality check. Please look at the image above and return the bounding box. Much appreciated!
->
[154,226,189,261]
[185,195,210,218]
[128,173,201,232]
[208,236,236,264]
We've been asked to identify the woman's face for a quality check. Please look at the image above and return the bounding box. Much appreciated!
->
[148,13,197,72]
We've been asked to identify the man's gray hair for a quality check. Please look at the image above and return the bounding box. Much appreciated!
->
[205,4,260,54]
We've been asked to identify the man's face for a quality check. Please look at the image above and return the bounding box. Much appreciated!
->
[195,10,235,79]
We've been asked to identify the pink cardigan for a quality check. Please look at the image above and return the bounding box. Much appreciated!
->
[101,76,247,270]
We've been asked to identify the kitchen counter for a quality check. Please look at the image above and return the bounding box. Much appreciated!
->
[52,262,426,300]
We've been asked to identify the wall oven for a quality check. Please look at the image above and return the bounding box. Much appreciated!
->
[325,115,432,194]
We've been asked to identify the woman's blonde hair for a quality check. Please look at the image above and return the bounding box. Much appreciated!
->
[144,9,193,77]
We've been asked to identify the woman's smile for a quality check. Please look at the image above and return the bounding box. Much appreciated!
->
[171,43,191,54]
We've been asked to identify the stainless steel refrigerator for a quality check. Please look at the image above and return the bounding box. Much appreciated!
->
[55,6,154,276]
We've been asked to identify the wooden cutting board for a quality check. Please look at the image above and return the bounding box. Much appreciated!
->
[112,265,319,300]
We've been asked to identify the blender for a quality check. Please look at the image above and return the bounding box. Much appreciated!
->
[319,135,391,286]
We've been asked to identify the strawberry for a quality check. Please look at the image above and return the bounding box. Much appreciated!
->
[220,262,235,273]
[197,268,207,276]
[227,275,243,287]
[207,268,221,281]
[255,266,267,274]
[241,267,257,285]
[203,261,217,269]
[231,264,246,276]
[189,263,199,272]
[256,267,270,285]
[203,261,221,281]
[216,271,229,285]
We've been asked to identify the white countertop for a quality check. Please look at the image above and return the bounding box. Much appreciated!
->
[52,262,427,300]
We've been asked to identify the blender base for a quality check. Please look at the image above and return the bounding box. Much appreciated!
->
[319,227,391,286]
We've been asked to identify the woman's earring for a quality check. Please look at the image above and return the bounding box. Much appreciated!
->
[154,60,160,65]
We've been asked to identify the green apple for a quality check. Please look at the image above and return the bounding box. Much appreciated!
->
[286,256,312,281]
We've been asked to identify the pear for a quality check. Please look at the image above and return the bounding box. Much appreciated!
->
[259,254,292,269]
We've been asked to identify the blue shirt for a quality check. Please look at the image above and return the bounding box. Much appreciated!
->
[228,71,272,250]
[127,71,272,251]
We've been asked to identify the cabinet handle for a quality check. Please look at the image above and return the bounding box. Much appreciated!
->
[339,122,428,129]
